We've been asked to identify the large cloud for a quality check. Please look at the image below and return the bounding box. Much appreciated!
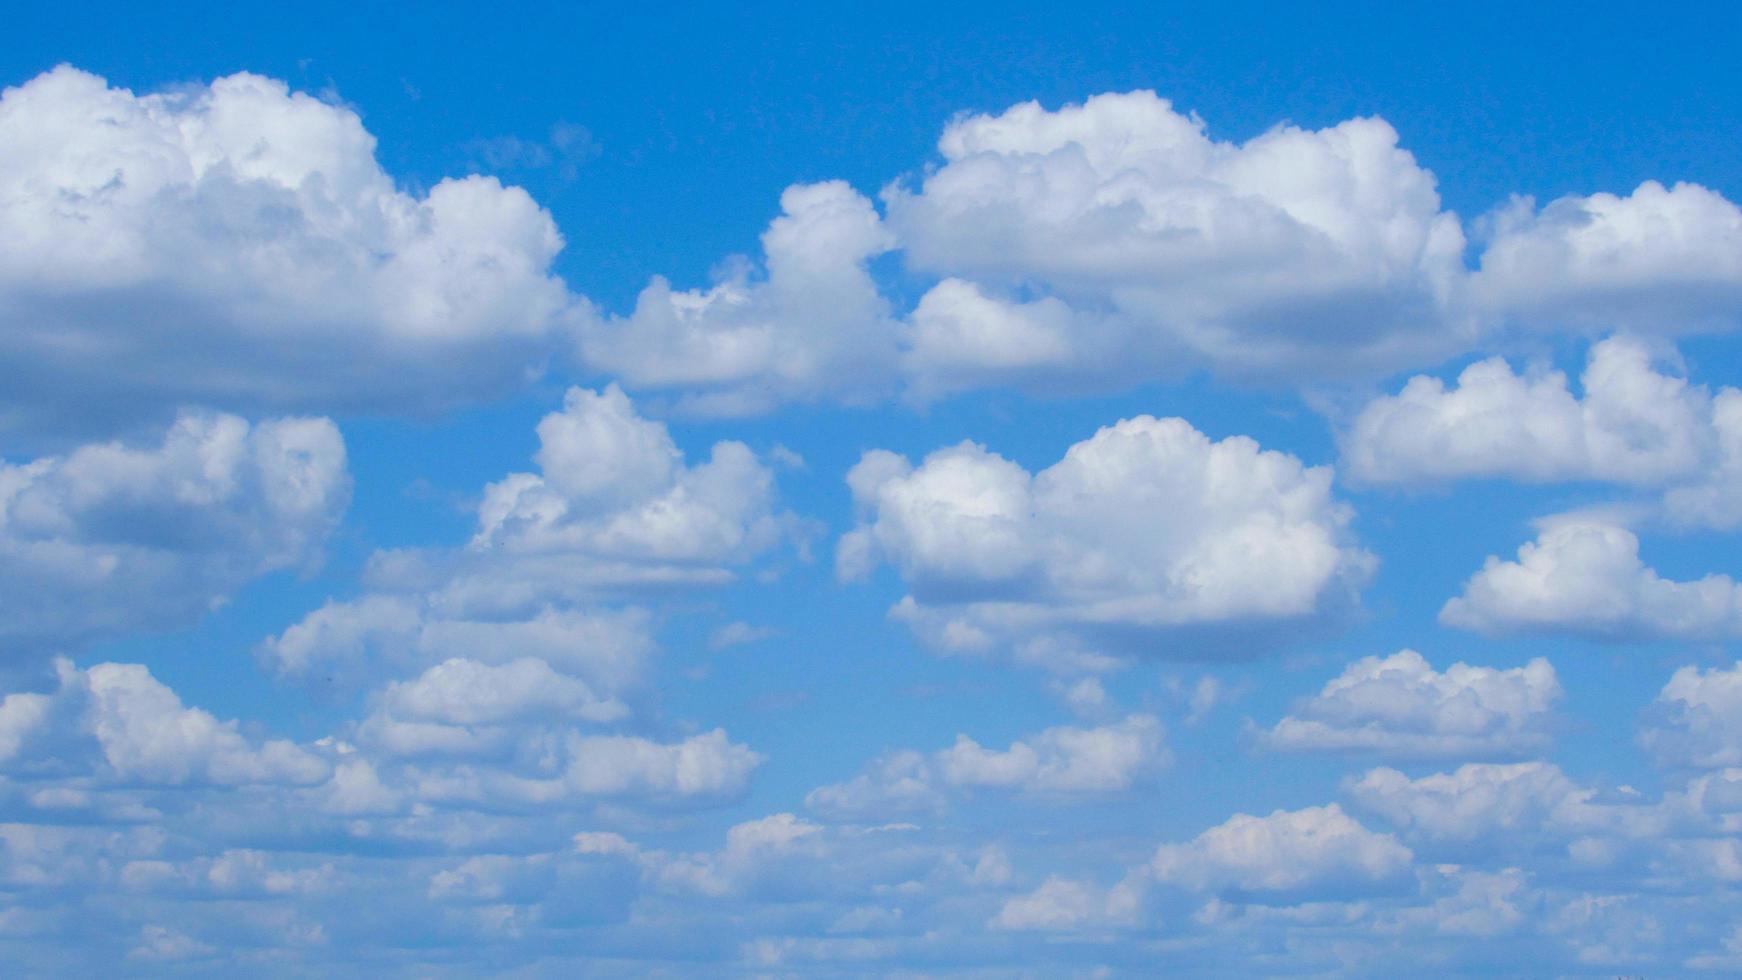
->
[0,66,575,440]
[886,90,1471,391]
[839,414,1372,666]
[1441,519,1742,642]
[1,411,349,654]
[577,182,899,415]
[1261,650,1560,759]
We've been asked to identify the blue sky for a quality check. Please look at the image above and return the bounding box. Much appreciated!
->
[3,2,1742,975]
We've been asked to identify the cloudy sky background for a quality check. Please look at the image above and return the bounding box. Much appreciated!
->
[4,2,1742,975]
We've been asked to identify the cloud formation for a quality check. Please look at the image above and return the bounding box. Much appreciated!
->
[840,414,1372,667]
[1262,650,1560,759]
[1,411,349,654]
[0,66,576,439]
[1441,519,1742,642]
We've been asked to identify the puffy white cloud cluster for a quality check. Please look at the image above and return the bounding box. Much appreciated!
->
[1641,662,1742,769]
[260,384,792,680]
[886,91,1471,391]
[1472,181,1742,336]
[0,411,349,652]
[1441,519,1742,642]
[805,715,1166,818]
[1148,804,1412,895]
[0,657,328,787]
[840,414,1372,666]
[0,67,577,438]
[1262,650,1560,759]
[578,182,899,415]
[1344,337,1742,533]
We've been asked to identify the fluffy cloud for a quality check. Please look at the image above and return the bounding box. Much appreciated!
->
[578,182,898,415]
[887,91,1470,391]
[1148,804,1412,895]
[1441,519,1742,642]
[0,67,577,439]
[1473,181,1742,335]
[991,875,1139,931]
[1345,762,1672,856]
[1262,650,1560,759]
[1641,662,1742,769]
[0,657,328,787]
[1343,336,1720,487]
[261,385,794,685]
[1,411,349,653]
[840,414,1372,666]
[805,715,1166,818]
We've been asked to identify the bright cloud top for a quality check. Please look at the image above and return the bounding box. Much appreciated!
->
[0,66,574,437]
[1441,519,1742,642]
[887,90,1471,388]
[1262,650,1560,760]
[0,411,348,653]
[1148,803,1412,895]
[840,414,1373,667]
[1344,337,1742,529]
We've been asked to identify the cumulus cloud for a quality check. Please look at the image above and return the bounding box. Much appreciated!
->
[260,385,794,685]
[1344,336,1720,487]
[0,67,578,439]
[805,715,1167,819]
[0,657,328,787]
[1148,804,1412,895]
[578,181,898,415]
[1345,762,1671,856]
[0,411,349,652]
[839,414,1372,666]
[991,875,1139,931]
[1261,650,1560,759]
[887,90,1471,391]
[1641,662,1742,769]
[1441,519,1742,642]
[1473,181,1742,336]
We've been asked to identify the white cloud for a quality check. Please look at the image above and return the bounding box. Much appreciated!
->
[840,414,1372,665]
[1345,762,1668,849]
[1441,519,1742,642]
[0,411,348,651]
[260,385,793,688]
[806,715,1166,819]
[471,384,792,572]
[991,875,1138,931]
[403,728,763,807]
[1149,804,1412,894]
[887,91,1470,391]
[1262,650,1560,759]
[0,658,328,787]
[1343,336,1718,487]
[378,657,628,727]
[1641,662,1742,769]
[0,67,576,438]
[1473,181,1742,336]
[578,181,898,415]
